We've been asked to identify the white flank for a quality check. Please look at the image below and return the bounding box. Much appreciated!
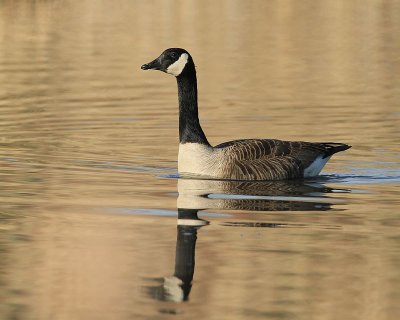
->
[178,143,217,177]
[303,156,331,177]
[166,53,189,76]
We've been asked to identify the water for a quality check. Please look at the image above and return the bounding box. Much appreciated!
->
[1,1,399,319]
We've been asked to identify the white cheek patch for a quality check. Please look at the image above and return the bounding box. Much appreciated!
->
[166,53,189,76]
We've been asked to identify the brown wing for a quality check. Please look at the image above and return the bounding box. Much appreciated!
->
[214,139,347,180]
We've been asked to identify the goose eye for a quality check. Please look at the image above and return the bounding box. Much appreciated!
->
[170,52,177,59]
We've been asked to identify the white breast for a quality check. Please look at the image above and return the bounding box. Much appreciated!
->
[178,143,219,177]
[303,156,331,177]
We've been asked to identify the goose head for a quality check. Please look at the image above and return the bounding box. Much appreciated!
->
[141,48,193,77]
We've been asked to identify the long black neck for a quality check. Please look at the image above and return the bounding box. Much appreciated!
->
[176,63,210,145]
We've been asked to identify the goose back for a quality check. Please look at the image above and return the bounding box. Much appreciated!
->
[213,139,350,180]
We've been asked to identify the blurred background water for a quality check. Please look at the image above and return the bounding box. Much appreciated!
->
[0,1,399,319]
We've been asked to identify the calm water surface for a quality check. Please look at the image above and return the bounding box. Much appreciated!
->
[1,1,400,319]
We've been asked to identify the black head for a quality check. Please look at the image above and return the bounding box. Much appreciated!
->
[141,48,192,77]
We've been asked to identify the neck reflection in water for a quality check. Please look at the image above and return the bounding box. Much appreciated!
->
[144,209,206,303]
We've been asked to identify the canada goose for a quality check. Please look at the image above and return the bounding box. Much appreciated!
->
[141,48,351,180]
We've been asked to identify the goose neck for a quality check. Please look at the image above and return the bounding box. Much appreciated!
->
[176,69,209,146]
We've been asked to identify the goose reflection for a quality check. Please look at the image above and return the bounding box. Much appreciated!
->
[177,178,347,212]
[144,178,348,303]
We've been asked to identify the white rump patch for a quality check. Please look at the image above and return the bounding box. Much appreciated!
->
[166,53,189,76]
[304,156,331,177]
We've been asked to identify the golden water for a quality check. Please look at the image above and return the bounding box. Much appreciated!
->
[1,1,399,319]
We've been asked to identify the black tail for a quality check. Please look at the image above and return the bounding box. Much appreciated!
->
[322,143,351,158]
